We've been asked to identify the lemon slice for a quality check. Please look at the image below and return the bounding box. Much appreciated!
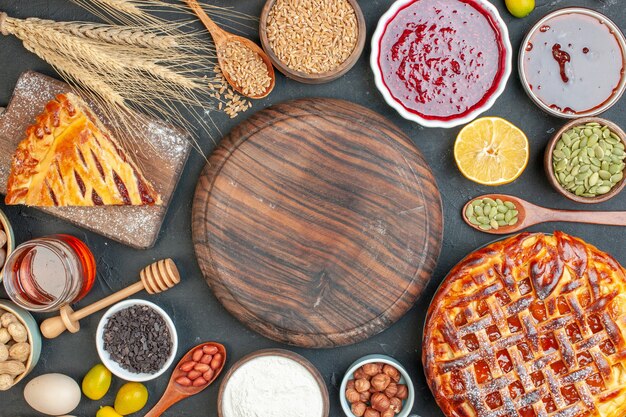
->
[454,117,529,186]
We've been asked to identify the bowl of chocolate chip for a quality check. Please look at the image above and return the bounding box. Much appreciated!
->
[0,209,15,279]
[96,299,178,382]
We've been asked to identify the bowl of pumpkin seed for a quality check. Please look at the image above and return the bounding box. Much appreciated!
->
[545,117,626,204]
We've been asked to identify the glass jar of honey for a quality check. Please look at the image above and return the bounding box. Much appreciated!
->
[2,234,96,312]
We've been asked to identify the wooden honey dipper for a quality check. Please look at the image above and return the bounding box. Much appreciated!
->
[40,259,180,339]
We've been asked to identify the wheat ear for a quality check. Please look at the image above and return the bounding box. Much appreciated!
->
[0,11,216,151]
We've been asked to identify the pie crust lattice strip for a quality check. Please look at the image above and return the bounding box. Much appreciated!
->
[423,232,626,417]
[5,93,161,207]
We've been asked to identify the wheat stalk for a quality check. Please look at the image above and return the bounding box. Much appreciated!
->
[0,12,219,152]
[70,0,258,31]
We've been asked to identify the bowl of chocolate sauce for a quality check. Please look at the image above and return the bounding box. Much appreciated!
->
[519,8,626,118]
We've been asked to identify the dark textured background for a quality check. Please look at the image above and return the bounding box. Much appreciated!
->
[0,0,623,416]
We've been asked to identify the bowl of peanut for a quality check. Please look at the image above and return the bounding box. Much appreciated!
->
[340,355,414,417]
[0,208,15,279]
[0,300,42,391]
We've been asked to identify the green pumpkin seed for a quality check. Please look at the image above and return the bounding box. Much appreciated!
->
[504,211,514,222]
[483,205,492,216]
[580,137,588,148]
[479,224,491,230]
[561,133,572,146]
[609,164,622,174]
[497,205,508,213]
[599,170,611,180]
[597,185,612,194]
[579,165,590,173]
[495,199,503,205]
[504,201,515,209]
[474,205,483,216]
[466,206,474,219]
[477,216,490,224]
[469,217,480,225]
[483,197,496,205]
[601,161,610,171]
[589,164,600,172]
[508,219,517,226]
[571,165,580,176]
[611,172,623,183]
[553,149,566,159]
[555,159,567,171]
[594,145,604,158]
[495,213,505,221]
[613,147,625,156]
[472,199,483,207]
[490,219,499,229]
[497,220,508,227]
[590,157,601,167]
[575,185,585,196]
[588,135,599,147]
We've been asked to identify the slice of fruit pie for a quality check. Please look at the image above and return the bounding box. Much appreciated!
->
[5,93,161,207]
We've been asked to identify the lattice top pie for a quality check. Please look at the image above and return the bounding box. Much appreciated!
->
[423,232,626,417]
[6,93,161,206]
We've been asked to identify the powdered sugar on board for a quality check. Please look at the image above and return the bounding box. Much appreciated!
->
[0,71,192,249]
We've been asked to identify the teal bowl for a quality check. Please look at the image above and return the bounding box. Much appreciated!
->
[0,208,15,281]
[340,354,415,417]
[0,300,42,388]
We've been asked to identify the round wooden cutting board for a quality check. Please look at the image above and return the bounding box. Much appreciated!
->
[192,98,443,347]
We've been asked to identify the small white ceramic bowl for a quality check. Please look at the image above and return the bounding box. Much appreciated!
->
[370,0,512,129]
[96,299,178,382]
[340,354,415,417]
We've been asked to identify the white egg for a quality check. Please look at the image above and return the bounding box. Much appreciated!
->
[24,373,81,415]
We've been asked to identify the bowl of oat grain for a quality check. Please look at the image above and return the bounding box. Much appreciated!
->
[259,0,366,84]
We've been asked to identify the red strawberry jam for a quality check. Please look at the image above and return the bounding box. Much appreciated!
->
[378,0,507,121]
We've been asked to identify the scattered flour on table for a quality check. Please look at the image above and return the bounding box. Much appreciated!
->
[222,355,324,417]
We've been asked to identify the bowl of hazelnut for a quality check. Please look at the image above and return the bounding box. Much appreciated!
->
[340,354,414,417]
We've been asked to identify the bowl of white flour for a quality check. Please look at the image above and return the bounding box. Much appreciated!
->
[218,349,329,417]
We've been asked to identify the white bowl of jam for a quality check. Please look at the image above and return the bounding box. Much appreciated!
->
[370,0,512,129]
[519,8,626,118]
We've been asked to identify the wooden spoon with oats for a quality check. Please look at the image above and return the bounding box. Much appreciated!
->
[185,0,275,99]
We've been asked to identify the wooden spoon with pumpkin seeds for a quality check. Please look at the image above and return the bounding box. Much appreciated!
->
[462,194,626,234]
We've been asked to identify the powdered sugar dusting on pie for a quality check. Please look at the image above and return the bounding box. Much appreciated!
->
[0,71,191,248]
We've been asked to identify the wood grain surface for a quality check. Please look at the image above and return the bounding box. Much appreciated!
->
[192,98,443,347]
[0,72,191,249]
